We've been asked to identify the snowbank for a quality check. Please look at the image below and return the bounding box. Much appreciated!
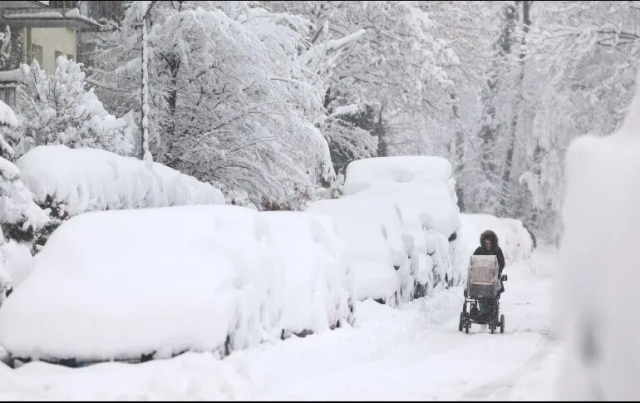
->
[16,145,225,217]
[459,214,533,265]
[556,125,640,399]
[0,205,351,363]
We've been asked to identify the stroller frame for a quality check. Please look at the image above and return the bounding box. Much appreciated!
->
[459,286,506,334]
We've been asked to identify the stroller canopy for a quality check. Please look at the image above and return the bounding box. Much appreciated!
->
[466,255,501,299]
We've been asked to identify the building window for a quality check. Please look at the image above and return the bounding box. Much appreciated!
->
[30,44,43,67]
[55,50,63,62]
[67,54,74,61]
[49,1,78,8]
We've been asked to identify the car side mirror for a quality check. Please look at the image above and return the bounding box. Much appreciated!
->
[500,274,508,282]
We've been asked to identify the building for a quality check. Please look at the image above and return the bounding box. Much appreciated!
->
[76,1,127,68]
[0,0,99,108]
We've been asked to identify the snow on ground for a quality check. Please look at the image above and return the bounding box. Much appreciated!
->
[0,247,560,400]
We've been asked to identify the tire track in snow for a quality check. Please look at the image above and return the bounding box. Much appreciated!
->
[460,338,555,400]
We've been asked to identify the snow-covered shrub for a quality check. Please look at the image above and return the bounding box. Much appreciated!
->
[555,84,640,400]
[18,57,136,157]
[0,205,352,364]
[307,197,413,305]
[16,145,224,221]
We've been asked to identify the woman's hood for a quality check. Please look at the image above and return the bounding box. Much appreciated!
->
[480,230,499,248]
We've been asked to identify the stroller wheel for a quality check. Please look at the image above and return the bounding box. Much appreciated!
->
[459,312,464,332]
[500,314,505,334]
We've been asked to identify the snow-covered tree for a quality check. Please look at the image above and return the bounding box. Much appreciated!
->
[92,1,336,209]
[0,25,13,70]
[266,1,457,173]
[516,1,640,240]
[0,102,51,249]
[18,57,136,158]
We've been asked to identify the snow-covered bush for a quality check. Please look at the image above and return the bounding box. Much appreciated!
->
[18,57,136,157]
[0,205,352,364]
[307,197,411,306]
[555,83,640,400]
[16,145,224,220]
[458,214,534,265]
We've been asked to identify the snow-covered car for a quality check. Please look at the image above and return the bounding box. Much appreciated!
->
[342,156,464,288]
[307,197,413,305]
[258,210,353,335]
[0,205,352,367]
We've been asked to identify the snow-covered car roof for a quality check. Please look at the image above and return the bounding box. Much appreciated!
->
[342,156,461,238]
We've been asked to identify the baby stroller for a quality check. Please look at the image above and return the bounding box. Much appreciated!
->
[459,255,507,334]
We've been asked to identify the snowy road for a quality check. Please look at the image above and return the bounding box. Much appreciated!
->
[0,248,560,400]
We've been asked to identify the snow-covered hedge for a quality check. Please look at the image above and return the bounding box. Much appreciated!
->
[555,93,640,399]
[458,214,534,265]
[0,205,352,364]
[16,145,225,219]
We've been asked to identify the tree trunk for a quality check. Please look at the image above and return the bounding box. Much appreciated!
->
[140,18,150,161]
[500,0,532,213]
[450,92,466,211]
[502,0,532,183]
[376,104,387,157]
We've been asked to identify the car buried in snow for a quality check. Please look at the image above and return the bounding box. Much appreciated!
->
[0,205,352,368]
[342,156,464,288]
